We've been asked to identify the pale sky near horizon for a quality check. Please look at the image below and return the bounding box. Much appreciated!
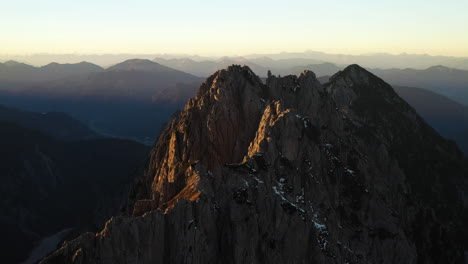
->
[1,0,467,57]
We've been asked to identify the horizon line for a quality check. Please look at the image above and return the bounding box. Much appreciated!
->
[1,50,467,59]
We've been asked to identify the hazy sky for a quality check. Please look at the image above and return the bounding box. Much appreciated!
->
[1,0,467,56]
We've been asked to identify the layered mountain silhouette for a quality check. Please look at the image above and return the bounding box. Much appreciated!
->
[4,51,468,70]
[0,61,103,82]
[393,86,468,154]
[5,59,199,100]
[41,65,467,264]
[280,62,343,77]
[0,59,203,143]
[153,57,269,77]
[370,66,468,105]
[153,58,468,106]
[245,50,468,70]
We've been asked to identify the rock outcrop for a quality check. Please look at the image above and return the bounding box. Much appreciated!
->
[41,65,468,264]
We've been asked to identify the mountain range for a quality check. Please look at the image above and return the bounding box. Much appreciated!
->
[245,50,468,70]
[392,86,468,154]
[370,66,468,105]
[152,58,468,106]
[40,65,468,263]
[0,61,103,82]
[1,58,467,152]
[3,51,468,70]
[153,57,270,77]
[0,59,203,143]
[141,68,468,155]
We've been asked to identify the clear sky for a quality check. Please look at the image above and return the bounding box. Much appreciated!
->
[1,0,467,56]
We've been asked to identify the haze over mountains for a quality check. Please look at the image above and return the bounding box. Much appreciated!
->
[151,57,468,106]
[1,56,468,151]
[2,50,468,70]
[0,60,103,82]
[0,59,203,143]
[392,86,468,153]
[370,66,468,105]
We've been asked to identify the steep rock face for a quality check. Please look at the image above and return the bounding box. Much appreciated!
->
[41,65,467,264]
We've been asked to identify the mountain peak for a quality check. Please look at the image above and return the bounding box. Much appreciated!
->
[325,63,412,122]
[107,59,162,71]
[194,64,264,102]
[41,61,103,71]
[41,65,467,264]
[327,63,396,96]
[298,69,317,79]
[44,62,60,67]
[426,65,454,72]
[3,60,20,65]
[106,59,193,75]
[329,64,375,84]
[3,60,31,68]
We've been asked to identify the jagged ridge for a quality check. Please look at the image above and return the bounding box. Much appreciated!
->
[41,64,467,264]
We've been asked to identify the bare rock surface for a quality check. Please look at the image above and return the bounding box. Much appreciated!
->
[41,65,467,264]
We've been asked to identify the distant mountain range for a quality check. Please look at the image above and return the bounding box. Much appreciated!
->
[369,66,468,105]
[393,86,468,154]
[245,50,468,70]
[1,58,467,147]
[3,51,467,70]
[0,59,203,143]
[314,65,468,106]
[153,57,270,77]
[0,61,103,82]
[152,59,468,106]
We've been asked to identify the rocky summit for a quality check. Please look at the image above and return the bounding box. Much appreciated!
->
[41,65,467,264]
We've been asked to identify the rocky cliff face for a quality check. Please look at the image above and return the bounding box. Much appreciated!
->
[41,65,468,264]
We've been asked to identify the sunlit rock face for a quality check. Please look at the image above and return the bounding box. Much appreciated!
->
[41,65,467,264]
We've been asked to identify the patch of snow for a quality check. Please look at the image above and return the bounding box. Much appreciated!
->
[272,185,306,213]
[243,178,249,187]
[295,188,305,204]
[252,176,265,184]
[323,143,333,150]
[272,186,284,196]
[314,221,327,231]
